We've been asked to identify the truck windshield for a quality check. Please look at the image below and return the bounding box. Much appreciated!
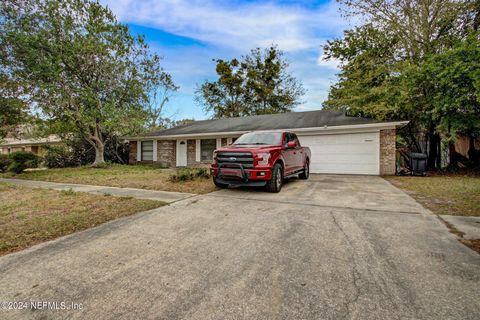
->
[233,132,282,145]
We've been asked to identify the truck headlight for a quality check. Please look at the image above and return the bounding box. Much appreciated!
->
[257,153,270,165]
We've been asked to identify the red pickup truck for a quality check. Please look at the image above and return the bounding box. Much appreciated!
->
[210,131,311,192]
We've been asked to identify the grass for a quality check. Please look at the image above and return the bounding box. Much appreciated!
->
[0,183,165,256]
[1,164,216,194]
[386,174,480,217]
[459,239,480,254]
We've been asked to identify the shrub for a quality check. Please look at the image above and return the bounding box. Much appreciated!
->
[168,168,210,182]
[194,167,210,179]
[60,188,77,196]
[8,151,40,173]
[0,154,12,172]
[43,145,79,168]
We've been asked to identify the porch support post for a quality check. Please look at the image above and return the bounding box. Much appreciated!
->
[195,139,201,162]
[136,141,141,162]
[153,140,158,162]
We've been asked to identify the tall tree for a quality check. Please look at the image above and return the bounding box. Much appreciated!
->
[196,58,246,118]
[403,35,480,166]
[0,28,29,140]
[323,0,477,169]
[196,46,304,118]
[243,47,305,115]
[145,73,179,130]
[1,0,173,165]
[0,73,29,139]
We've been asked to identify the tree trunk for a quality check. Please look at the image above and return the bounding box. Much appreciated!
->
[407,123,421,153]
[427,124,438,170]
[436,135,442,169]
[448,140,458,168]
[90,123,106,167]
[92,141,105,166]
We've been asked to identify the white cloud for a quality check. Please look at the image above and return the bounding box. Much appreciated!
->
[317,48,341,69]
[101,0,348,53]
[100,0,351,118]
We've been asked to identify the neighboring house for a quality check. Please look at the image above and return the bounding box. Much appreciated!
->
[126,110,408,175]
[454,136,479,158]
[0,134,62,156]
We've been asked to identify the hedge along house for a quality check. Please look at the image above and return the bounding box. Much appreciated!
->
[126,110,408,175]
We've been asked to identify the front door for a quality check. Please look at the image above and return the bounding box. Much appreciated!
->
[176,140,187,166]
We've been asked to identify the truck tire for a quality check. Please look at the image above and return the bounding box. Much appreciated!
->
[266,163,283,193]
[213,177,228,188]
[299,160,309,180]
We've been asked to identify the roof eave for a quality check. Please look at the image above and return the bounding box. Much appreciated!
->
[0,140,62,147]
[125,121,409,140]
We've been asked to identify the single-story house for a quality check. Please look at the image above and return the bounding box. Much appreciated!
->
[126,110,408,175]
[0,134,61,156]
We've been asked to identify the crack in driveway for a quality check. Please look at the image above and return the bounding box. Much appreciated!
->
[330,210,362,318]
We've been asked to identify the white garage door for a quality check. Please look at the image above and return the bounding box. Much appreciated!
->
[298,132,380,175]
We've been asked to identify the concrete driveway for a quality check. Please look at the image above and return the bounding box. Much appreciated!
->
[0,175,479,319]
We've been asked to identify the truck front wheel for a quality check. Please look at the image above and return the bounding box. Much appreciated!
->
[266,163,283,193]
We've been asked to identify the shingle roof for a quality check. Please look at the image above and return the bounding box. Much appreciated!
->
[143,110,385,137]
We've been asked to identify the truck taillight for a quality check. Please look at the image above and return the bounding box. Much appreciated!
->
[256,153,270,165]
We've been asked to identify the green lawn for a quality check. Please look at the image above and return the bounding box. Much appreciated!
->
[386,174,480,217]
[0,183,164,255]
[1,164,216,194]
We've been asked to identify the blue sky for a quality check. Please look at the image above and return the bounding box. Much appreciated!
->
[101,0,351,120]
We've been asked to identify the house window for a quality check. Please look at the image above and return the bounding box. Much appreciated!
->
[141,141,154,161]
[200,139,216,161]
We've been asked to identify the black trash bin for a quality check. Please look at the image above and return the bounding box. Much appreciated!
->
[410,153,427,176]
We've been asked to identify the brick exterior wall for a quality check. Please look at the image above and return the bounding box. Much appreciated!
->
[128,139,204,167]
[380,129,396,175]
[128,141,154,164]
[128,141,137,164]
[157,140,176,167]
[182,139,211,168]
[187,140,196,166]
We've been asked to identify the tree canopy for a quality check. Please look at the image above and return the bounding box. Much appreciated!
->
[196,46,305,118]
[0,73,29,139]
[323,0,479,169]
[1,0,175,165]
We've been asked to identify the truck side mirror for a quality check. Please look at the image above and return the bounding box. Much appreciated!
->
[287,141,297,148]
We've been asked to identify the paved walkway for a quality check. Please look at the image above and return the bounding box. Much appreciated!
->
[0,178,195,203]
[441,215,480,240]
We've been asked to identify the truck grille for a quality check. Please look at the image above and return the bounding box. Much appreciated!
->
[216,152,254,169]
